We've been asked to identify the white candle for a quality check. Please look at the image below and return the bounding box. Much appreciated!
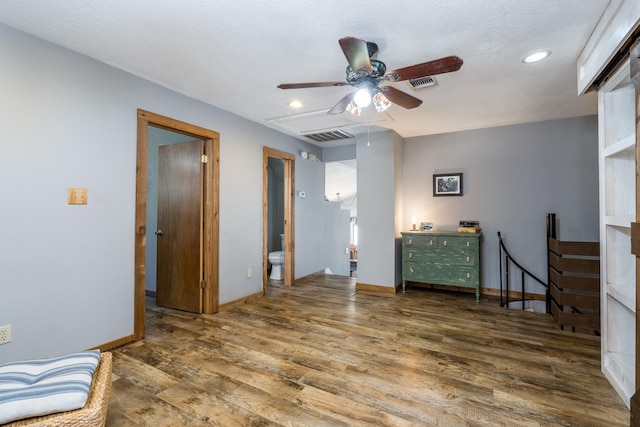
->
[412,216,416,229]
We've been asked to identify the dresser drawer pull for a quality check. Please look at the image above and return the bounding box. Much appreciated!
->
[466,256,470,262]
[408,253,413,259]
[443,240,447,246]
[466,273,470,279]
[466,241,470,247]
[410,267,415,273]
[408,239,412,245]
[429,240,433,246]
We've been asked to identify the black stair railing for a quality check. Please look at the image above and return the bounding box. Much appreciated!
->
[498,231,549,312]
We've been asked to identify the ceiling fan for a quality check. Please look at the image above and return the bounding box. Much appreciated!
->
[277,36,463,115]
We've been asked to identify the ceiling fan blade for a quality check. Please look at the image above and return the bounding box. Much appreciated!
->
[328,92,355,115]
[380,86,423,109]
[385,55,463,82]
[278,81,347,89]
[339,36,372,74]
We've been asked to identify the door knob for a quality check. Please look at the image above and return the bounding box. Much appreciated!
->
[155,230,163,236]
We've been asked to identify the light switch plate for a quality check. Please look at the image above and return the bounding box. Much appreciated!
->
[68,188,88,205]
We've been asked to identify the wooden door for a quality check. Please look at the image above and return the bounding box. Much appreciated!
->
[156,140,203,313]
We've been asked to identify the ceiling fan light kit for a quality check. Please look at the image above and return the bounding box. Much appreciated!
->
[373,92,391,112]
[354,87,372,107]
[277,36,463,115]
[345,100,362,116]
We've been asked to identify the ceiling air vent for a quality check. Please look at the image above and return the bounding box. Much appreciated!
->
[407,75,438,90]
[303,130,353,142]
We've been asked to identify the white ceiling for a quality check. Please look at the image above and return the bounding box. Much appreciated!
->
[0,0,607,147]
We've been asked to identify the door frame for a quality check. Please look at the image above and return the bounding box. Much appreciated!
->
[135,109,220,340]
[263,147,295,291]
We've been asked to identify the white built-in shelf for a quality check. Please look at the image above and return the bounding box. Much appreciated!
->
[604,215,634,228]
[585,0,640,410]
[607,283,636,313]
[577,1,640,94]
[604,351,636,405]
[603,133,635,157]
[597,36,636,409]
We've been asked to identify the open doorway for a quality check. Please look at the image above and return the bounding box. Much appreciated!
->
[266,157,285,281]
[134,109,220,340]
[262,147,295,292]
[325,160,357,277]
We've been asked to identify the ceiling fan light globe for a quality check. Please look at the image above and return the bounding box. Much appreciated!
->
[354,88,372,107]
[373,92,391,112]
[346,100,361,116]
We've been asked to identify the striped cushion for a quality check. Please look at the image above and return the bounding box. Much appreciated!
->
[0,350,100,424]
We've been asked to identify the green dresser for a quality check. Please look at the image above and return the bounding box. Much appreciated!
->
[401,231,481,302]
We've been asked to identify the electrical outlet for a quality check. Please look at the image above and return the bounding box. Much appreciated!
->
[247,268,253,278]
[0,325,11,344]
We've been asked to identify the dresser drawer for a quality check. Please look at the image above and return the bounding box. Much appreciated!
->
[404,248,438,263]
[435,249,478,267]
[403,263,479,287]
[403,234,478,250]
[404,248,477,267]
[403,235,438,248]
[436,236,478,250]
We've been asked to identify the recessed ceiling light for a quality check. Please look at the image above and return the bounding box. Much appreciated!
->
[522,50,552,63]
[288,100,303,108]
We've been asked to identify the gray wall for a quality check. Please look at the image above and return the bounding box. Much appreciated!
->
[0,24,346,362]
[356,130,404,288]
[320,203,351,276]
[393,131,405,286]
[403,116,599,294]
[322,144,356,162]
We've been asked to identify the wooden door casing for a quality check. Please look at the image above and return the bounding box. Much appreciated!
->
[135,109,220,341]
[262,147,295,291]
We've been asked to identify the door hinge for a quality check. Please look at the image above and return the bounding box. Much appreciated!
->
[201,154,208,164]
[200,280,206,289]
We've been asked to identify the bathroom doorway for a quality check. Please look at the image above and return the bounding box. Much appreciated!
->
[266,157,285,280]
[262,147,295,292]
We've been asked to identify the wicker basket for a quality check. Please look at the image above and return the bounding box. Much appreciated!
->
[3,352,112,427]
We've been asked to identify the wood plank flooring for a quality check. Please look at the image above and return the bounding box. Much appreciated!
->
[106,276,629,426]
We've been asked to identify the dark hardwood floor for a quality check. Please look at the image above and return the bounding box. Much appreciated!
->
[106,276,629,426]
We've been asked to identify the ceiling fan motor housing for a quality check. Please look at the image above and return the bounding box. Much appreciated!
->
[345,59,386,85]
[366,42,379,58]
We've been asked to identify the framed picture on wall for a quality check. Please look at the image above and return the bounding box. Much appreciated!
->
[433,173,463,196]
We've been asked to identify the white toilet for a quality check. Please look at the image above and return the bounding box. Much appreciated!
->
[268,234,285,280]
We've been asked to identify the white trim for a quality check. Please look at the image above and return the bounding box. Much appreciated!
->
[577,0,640,94]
